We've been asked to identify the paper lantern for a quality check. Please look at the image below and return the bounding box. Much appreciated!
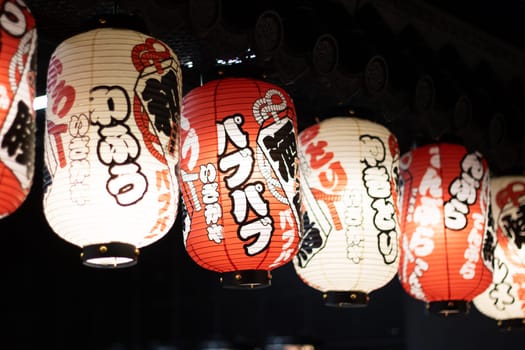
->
[293,116,401,307]
[398,143,493,315]
[0,1,37,218]
[473,175,525,329]
[491,175,525,268]
[180,77,301,288]
[473,245,525,330]
[43,23,182,267]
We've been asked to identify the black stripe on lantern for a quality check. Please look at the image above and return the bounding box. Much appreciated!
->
[81,242,139,268]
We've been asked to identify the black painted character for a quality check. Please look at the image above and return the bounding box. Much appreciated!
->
[296,211,323,268]
[482,201,496,269]
[141,69,180,151]
[500,203,525,249]
[263,119,296,182]
[1,100,35,173]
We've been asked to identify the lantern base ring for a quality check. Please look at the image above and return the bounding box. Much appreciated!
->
[497,318,525,331]
[220,269,272,289]
[81,242,139,269]
[323,291,370,308]
[427,300,470,316]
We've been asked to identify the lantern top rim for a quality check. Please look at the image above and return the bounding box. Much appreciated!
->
[73,13,150,38]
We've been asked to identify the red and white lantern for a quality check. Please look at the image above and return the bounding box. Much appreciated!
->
[491,175,525,268]
[43,25,182,267]
[293,116,401,307]
[0,1,37,218]
[473,175,525,329]
[398,143,493,315]
[473,245,525,329]
[180,77,301,288]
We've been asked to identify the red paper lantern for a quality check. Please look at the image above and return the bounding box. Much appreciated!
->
[179,77,301,288]
[0,1,37,218]
[398,143,493,315]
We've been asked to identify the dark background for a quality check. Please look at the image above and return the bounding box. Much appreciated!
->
[2,0,525,349]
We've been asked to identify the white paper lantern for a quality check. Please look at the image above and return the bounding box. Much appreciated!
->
[293,116,401,306]
[43,25,182,267]
[473,245,525,329]
[473,175,525,328]
[490,175,525,268]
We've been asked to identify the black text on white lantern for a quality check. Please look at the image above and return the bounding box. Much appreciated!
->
[293,116,401,307]
[473,175,525,329]
[43,25,182,267]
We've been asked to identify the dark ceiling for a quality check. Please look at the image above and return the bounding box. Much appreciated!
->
[2,0,525,349]
[26,0,525,173]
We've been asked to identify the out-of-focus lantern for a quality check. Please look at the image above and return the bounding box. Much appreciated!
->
[491,175,525,268]
[0,1,37,218]
[180,77,301,288]
[293,116,401,307]
[473,175,525,329]
[398,143,493,315]
[43,19,182,268]
[473,245,525,330]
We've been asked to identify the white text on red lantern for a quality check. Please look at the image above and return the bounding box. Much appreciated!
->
[444,152,485,230]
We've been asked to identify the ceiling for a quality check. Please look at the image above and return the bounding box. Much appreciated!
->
[27,0,525,173]
[2,0,525,349]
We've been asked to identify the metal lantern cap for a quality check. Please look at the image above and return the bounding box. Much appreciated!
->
[80,13,150,35]
[81,242,139,268]
[427,300,470,316]
[497,318,525,332]
[220,269,272,289]
[323,291,370,308]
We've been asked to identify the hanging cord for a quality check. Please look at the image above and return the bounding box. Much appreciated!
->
[113,0,120,15]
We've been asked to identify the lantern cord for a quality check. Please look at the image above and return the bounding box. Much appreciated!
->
[113,0,120,15]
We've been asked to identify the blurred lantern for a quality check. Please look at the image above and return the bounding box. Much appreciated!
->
[293,116,401,307]
[473,175,525,329]
[263,335,317,350]
[180,77,301,288]
[43,16,182,268]
[398,143,493,315]
[0,1,37,218]
[473,245,525,330]
[491,175,525,268]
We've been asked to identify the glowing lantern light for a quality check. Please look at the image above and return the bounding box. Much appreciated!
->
[43,20,182,268]
[293,116,401,307]
[398,143,493,315]
[473,175,525,329]
[0,1,37,218]
[180,77,301,288]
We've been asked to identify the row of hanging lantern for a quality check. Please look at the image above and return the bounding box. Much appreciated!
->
[1,1,525,326]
